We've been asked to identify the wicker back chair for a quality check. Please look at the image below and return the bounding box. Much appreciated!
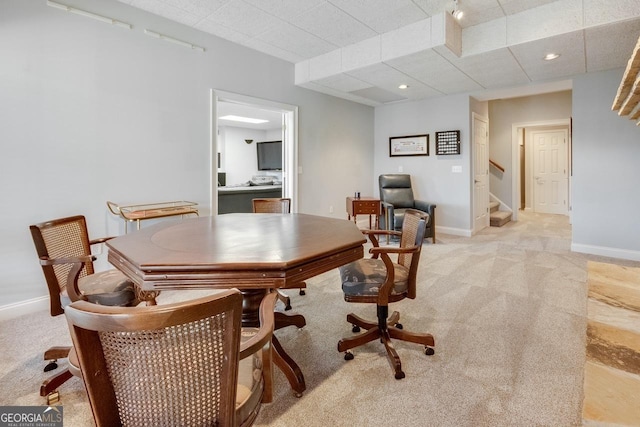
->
[251,198,306,309]
[65,289,275,427]
[337,209,435,379]
[251,197,291,213]
[29,215,154,403]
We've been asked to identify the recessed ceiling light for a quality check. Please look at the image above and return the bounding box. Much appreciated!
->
[544,53,560,61]
[219,115,268,124]
[398,84,409,89]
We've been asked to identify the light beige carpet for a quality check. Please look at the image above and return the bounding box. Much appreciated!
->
[1,211,636,426]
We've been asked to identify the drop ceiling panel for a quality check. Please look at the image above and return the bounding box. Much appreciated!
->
[117,0,640,105]
[506,0,583,45]
[242,0,325,22]
[344,62,443,100]
[195,19,250,45]
[202,0,285,38]
[327,0,428,33]
[314,74,372,93]
[255,22,337,59]
[411,0,454,18]
[451,48,530,88]
[585,19,640,72]
[292,2,377,47]
[456,2,505,28]
[350,87,407,103]
[241,37,305,63]
[344,62,411,87]
[160,0,230,18]
[498,0,558,15]
[583,0,640,27]
[386,49,483,94]
[510,31,586,81]
[129,0,201,26]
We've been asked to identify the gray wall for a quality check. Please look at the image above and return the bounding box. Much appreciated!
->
[572,69,640,259]
[488,91,572,208]
[0,0,374,307]
[374,94,472,234]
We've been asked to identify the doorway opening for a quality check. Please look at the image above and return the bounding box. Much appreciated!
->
[511,119,571,221]
[210,90,298,215]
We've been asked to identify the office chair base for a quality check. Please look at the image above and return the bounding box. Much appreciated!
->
[44,346,71,372]
[43,361,58,372]
[41,368,73,401]
[45,391,60,405]
[338,310,435,379]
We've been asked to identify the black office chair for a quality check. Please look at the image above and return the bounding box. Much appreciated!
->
[379,174,436,243]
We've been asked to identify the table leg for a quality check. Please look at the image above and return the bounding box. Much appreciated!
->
[240,289,307,397]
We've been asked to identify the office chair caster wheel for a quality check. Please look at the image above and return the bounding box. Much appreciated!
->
[395,371,406,380]
[44,361,58,372]
[284,303,292,311]
[344,351,354,361]
[425,346,435,356]
[395,323,403,329]
[45,391,60,405]
[299,289,306,295]
[351,325,360,333]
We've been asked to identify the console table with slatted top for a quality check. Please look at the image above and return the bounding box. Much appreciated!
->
[107,200,199,233]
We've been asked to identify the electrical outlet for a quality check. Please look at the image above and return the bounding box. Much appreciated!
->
[398,165,404,172]
[329,205,334,213]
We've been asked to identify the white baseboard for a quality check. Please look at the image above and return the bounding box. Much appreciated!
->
[436,226,472,237]
[571,243,640,262]
[0,296,49,322]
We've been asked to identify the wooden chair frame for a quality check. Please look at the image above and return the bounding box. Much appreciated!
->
[338,209,435,379]
[66,289,275,427]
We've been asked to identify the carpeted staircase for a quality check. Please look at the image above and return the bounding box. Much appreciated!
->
[489,201,512,227]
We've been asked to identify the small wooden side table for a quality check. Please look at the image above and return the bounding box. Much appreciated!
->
[346,196,381,229]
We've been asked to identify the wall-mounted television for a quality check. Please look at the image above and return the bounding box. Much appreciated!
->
[256,140,282,171]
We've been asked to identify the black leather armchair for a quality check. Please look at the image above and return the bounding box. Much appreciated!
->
[378,174,436,243]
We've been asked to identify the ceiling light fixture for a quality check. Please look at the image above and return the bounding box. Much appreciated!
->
[544,53,560,61]
[398,84,409,89]
[46,0,132,29]
[451,0,463,20]
[219,115,269,124]
[144,29,205,52]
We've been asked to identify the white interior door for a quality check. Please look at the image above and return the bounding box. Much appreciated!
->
[532,129,568,214]
[473,114,489,232]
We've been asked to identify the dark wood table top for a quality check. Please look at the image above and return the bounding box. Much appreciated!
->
[106,213,366,290]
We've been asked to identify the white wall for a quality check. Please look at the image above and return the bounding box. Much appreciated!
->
[572,69,640,260]
[374,94,472,234]
[0,0,373,308]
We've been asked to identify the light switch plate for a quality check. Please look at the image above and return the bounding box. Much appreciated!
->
[452,165,462,173]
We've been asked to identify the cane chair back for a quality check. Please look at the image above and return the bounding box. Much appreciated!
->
[65,289,250,427]
[252,198,291,214]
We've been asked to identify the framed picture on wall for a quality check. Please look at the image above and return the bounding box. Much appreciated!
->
[389,134,429,157]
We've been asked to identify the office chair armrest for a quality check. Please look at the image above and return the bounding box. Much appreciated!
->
[40,255,95,302]
[361,229,401,254]
[239,292,276,359]
[369,244,420,256]
[39,255,95,266]
[89,236,115,246]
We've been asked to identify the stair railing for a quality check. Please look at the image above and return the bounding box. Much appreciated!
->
[489,159,505,173]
